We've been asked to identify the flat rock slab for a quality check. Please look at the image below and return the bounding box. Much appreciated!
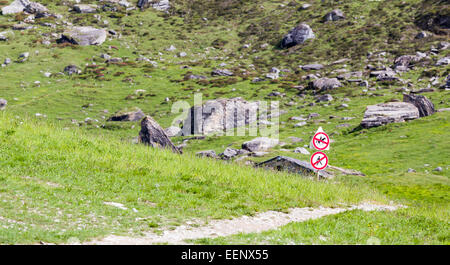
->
[242,137,279,152]
[361,102,419,128]
[58,27,107,46]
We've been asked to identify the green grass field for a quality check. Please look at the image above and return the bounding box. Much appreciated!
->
[0,0,448,244]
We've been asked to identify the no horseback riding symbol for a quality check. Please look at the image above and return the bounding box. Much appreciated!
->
[310,152,328,170]
[312,132,330,150]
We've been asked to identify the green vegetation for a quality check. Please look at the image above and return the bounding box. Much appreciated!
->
[0,113,386,244]
[0,0,448,244]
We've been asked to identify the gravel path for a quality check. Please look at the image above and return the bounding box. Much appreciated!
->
[88,203,400,245]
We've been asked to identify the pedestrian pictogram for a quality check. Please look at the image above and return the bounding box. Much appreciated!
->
[310,152,328,171]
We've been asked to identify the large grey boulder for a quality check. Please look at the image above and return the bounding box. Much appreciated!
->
[242,137,279,152]
[73,4,98,14]
[139,115,181,154]
[108,108,145,122]
[403,94,435,117]
[0,98,7,110]
[57,27,107,46]
[137,0,170,11]
[24,2,48,15]
[1,0,30,15]
[361,102,419,128]
[281,23,315,48]
[308,78,342,91]
[182,98,260,135]
[323,9,345,22]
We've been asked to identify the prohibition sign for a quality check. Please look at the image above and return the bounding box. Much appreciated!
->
[310,152,328,170]
[312,132,330,150]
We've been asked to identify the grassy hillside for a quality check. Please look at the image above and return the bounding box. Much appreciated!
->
[0,113,386,244]
[0,0,448,244]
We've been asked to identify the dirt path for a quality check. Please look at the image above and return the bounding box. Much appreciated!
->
[88,203,400,245]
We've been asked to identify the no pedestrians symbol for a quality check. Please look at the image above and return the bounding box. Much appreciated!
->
[310,152,328,171]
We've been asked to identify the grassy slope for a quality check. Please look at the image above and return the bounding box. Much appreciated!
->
[0,113,386,244]
[0,0,448,244]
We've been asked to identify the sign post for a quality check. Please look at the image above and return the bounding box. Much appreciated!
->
[310,128,330,180]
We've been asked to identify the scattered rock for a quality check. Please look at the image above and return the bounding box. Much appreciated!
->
[18,52,29,62]
[24,2,48,15]
[300,3,311,10]
[308,78,342,91]
[393,54,423,71]
[436,56,450,66]
[57,27,107,46]
[196,150,218,159]
[301,64,323,71]
[211,69,234,76]
[108,107,145,122]
[415,31,429,39]
[293,147,310,155]
[1,0,30,15]
[139,115,181,153]
[137,0,170,11]
[103,202,127,210]
[433,167,443,172]
[280,23,315,48]
[0,98,7,110]
[315,94,333,102]
[360,102,420,128]
[403,94,435,117]
[242,137,279,152]
[64,65,80,75]
[220,147,239,160]
[323,9,345,22]
[73,4,98,14]
[337,71,363,80]
[294,122,307,127]
[265,67,280,80]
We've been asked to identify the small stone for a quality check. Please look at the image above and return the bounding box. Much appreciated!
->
[293,147,310,155]
[433,167,443,172]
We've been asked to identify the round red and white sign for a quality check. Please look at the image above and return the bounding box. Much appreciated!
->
[310,152,329,170]
[312,132,330,150]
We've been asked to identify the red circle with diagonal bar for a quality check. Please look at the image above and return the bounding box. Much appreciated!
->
[310,152,329,170]
[312,132,330,150]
